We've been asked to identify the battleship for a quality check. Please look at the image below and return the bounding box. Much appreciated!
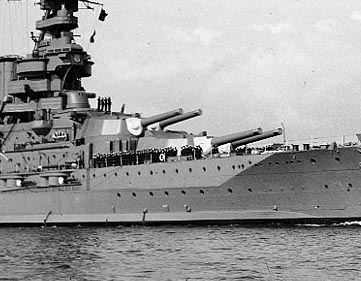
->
[0,0,360,226]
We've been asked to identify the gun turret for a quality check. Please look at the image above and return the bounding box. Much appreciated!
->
[231,128,283,148]
[141,108,183,127]
[158,109,203,130]
[211,128,262,147]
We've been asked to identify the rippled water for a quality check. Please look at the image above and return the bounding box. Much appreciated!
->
[0,224,360,280]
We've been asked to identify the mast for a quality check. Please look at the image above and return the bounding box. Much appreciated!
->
[33,0,93,92]
[0,0,100,117]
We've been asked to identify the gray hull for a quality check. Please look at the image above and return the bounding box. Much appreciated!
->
[1,146,360,226]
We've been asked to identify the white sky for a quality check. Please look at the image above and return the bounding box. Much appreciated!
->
[2,0,361,143]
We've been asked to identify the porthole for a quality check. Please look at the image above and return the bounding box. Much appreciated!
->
[162,170,166,174]
[189,168,192,173]
[238,165,241,169]
[175,169,179,174]
[165,191,169,196]
[248,161,252,165]
[248,188,253,192]
[92,174,95,178]
[217,166,221,171]
[200,189,205,194]
[149,191,154,196]
[181,190,186,195]
[126,172,129,176]
[115,173,118,177]
[228,188,233,194]
[82,174,85,178]
[103,173,106,177]
[310,158,316,164]
[241,164,245,169]
[324,184,329,189]
[275,161,280,165]
[335,157,340,162]
[138,171,141,175]
[232,165,235,170]
[132,192,137,197]
[150,171,153,175]
[203,167,206,172]
[348,183,353,188]
[117,193,121,197]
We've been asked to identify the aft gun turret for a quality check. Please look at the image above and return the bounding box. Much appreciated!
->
[211,128,263,147]
[158,109,202,130]
[231,128,283,148]
[141,108,183,128]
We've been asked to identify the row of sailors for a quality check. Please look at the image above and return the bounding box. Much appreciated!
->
[180,145,203,159]
[92,146,203,168]
[234,142,340,155]
[97,96,112,112]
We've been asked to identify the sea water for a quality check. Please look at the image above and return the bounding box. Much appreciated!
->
[0,224,360,280]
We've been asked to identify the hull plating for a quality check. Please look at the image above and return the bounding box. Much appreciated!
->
[1,146,361,226]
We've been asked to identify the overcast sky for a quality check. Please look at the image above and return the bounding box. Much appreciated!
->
[2,0,361,144]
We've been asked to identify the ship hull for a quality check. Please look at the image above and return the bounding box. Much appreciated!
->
[1,146,361,226]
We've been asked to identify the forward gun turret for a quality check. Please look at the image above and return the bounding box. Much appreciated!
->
[158,109,202,130]
[211,128,262,147]
[231,128,283,148]
[141,108,183,128]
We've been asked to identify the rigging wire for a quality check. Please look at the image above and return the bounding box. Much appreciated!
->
[86,5,102,50]
[79,2,91,48]
[0,1,5,54]
[7,1,14,53]
[14,0,23,53]
[286,132,359,145]
[26,0,30,51]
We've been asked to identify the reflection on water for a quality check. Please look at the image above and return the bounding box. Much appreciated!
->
[0,225,360,280]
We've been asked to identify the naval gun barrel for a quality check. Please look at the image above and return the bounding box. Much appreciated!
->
[211,128,263,147]
[231,128,283,148]
[141,108,184,127]
[158,109,203,129]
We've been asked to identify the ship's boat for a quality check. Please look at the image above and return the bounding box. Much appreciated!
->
[0,0,361,226]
